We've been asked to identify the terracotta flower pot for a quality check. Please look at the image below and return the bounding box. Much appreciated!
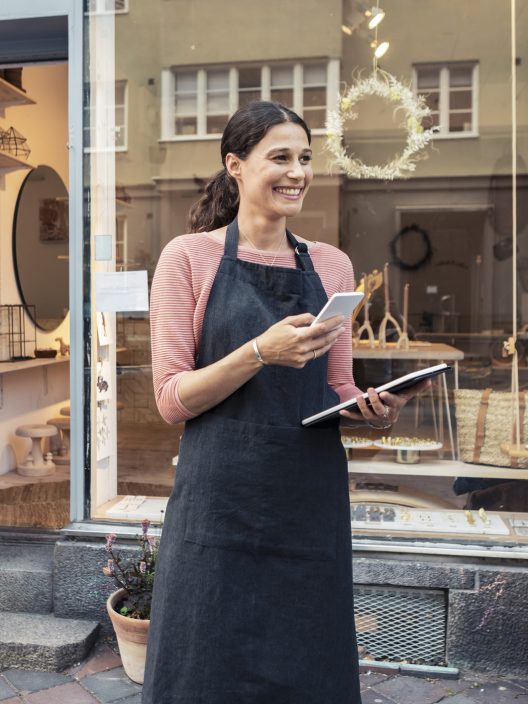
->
[106,588,150,684]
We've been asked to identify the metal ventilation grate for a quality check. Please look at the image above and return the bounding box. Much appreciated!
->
[354,586,447,666]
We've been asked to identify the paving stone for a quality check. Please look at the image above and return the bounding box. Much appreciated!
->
[0,677,15,701]
[25,681,100,704]
[2,669,71,693]
[360,671,391,689]
[0,678,16,702]
[360,690,397,704]
[110,695,143,704]
[0,699,21,704]
[81,667,142,703]
[374,674,448,704]
[461,681,528,703]
[437,695,478,704]
[72,643,122,679]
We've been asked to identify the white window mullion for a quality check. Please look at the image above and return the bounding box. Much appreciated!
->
[472,63,479,134]
[293,63,303,115]
[197,68,207,135]
[261,65,271,101]
[229,67,238,114]
[439,66,449,134]
[326,58,340,124]
[161,68,173,139]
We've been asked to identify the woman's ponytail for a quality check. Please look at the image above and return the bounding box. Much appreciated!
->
[187,101,311,233]
[187,168,239,233]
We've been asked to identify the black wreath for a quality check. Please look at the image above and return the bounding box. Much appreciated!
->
[390,224,433,271]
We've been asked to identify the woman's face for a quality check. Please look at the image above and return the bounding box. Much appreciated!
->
[227,121,313,220]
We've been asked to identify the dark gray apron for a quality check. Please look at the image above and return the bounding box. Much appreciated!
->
[143,219,361,703]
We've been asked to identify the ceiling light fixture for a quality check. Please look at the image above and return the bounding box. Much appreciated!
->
[365,6,385,29]
[374,40,389,58]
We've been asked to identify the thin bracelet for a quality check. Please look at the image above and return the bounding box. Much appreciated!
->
[252,338,267,365]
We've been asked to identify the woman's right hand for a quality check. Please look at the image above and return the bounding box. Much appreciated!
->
[256,313,345,368]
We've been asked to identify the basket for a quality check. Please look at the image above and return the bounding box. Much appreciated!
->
[455,388,528,469]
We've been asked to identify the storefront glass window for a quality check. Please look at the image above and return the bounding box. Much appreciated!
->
[83,0,528,554]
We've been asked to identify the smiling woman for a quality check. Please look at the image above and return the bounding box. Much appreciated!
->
[142,100,425,704]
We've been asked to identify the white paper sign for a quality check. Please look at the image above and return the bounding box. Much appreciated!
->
[95,271,149,312]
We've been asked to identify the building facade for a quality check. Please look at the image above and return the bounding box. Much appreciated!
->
[0,0,527,673]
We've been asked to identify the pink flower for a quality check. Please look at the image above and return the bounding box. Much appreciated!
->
[141,519,150,536]
[105,533,117,552]
[139,561,146,574]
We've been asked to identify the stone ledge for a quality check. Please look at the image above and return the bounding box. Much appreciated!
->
[0,612,99,672]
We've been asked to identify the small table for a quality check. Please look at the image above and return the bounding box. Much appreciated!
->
[352,342,464,459]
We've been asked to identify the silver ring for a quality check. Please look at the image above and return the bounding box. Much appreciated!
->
[382,406,390,420]
[312,349,317,360]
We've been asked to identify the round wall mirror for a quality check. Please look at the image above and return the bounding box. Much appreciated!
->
[13,165,69,331]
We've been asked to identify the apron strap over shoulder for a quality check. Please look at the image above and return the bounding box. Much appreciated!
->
[286,230,315,272]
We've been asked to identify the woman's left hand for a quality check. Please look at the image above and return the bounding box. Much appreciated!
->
[339,379,431,429]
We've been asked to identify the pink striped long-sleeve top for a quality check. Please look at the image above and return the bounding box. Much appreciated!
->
[150,232,361,424]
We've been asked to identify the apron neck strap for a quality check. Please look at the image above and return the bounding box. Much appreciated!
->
[224,218,315,272]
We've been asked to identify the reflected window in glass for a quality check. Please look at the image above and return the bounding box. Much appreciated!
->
[303,64,327,128]
[270,65,294,108]
[414,62,477,137]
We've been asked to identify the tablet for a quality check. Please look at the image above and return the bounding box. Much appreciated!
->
[311,292,364,326]
[301,363,452,427]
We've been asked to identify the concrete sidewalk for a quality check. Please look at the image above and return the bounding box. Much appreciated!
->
[0,642,526,703]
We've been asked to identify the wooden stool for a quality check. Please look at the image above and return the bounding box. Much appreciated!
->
[47,417,71,465]
[15,424,58,477]
[59,406,70,417]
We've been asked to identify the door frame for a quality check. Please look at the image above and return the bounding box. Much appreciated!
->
[0,0,85,522]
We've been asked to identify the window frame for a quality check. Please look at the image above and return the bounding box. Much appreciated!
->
[85,0,129,15]
[84,79,128,153]
[161,59,339,142]
[413,62,479,140]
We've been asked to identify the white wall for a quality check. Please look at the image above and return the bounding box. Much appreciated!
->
[0,63,70,474]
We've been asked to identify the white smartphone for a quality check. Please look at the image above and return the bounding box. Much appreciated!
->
[311,292,364,326]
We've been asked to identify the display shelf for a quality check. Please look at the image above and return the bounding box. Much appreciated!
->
[348,457,528,480]
[93,494,168,522]
[0,150,33,173]
[0,76,35,107]
[352,342,464,362]
[0,356,68,374]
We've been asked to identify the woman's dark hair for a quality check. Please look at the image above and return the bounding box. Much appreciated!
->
[188,101,311,232]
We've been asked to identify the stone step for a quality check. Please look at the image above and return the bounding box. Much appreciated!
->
[0,544,54,613]
[0,612,99,671]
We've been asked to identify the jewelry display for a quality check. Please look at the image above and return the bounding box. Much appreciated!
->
[351,505,509,536]
[373,436,443,464]
[355,272,376,348]
[341,436,374,449]
[378,263,402,347]
[396,283,410,350]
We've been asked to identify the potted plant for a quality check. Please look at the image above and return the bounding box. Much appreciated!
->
[103,518,161,683]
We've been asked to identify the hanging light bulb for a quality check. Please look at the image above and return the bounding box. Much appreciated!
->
[365,6,385,29]
[341,24,353,35]
[374,41,389,58]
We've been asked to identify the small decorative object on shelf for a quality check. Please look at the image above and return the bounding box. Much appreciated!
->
[0,126,31,159]
[378,262,402,347]
[373,436,443,464]
[34,348,58,358]
[0,304,36,361]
